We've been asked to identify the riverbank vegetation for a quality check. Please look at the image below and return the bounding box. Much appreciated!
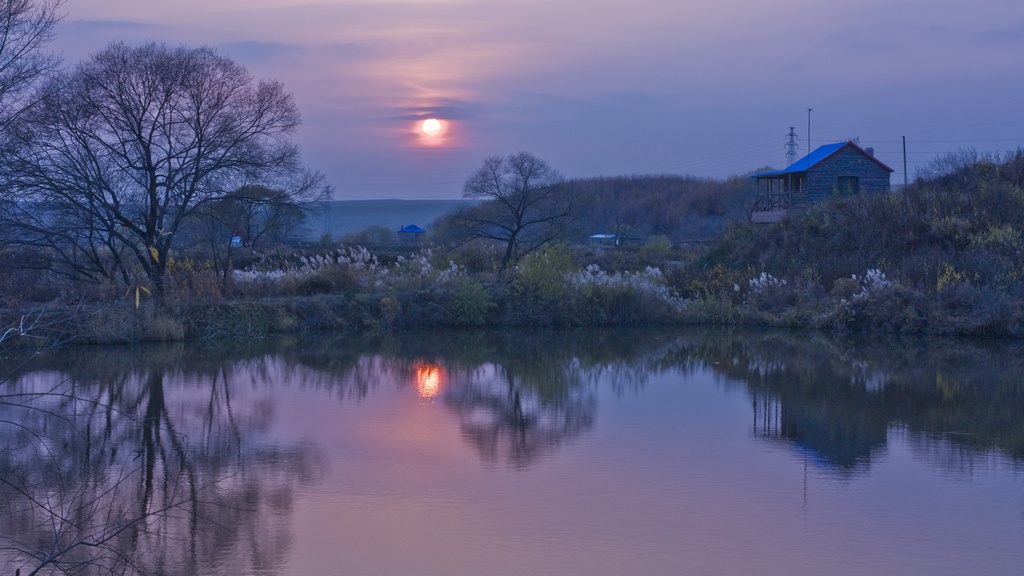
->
[4,148,1024,346]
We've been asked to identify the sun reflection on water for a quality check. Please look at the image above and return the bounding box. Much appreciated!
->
[415,364,444,398]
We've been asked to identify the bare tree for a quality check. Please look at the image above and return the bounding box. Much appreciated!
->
[456,152,580,272]
[1,41,327,292]
[0,0,62,128]
[188,182,316,285]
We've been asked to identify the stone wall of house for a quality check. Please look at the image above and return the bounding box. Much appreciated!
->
[804,146,891,204]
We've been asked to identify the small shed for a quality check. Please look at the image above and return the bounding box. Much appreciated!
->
[750,141,894,222]
[398,224,426,244]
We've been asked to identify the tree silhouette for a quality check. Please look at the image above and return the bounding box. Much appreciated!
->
[1,41,326,292]
[455,152,581,273]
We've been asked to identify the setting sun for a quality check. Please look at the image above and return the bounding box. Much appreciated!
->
[420,118,442,136]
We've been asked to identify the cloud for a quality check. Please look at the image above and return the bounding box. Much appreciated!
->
[54,19,179,61]
[56,18,168,43]
[390,99,483,122]
[217,41,299,63]
[977,24,1024,43]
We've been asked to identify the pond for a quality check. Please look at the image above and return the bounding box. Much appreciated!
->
[2,328,1023,575]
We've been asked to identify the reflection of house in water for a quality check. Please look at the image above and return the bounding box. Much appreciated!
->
[704,330,1024,473]
[752,389,889,470]
[735,350,895,471]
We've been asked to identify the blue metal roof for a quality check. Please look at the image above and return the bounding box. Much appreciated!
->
[751,142,849,178]
[398,224,426,233]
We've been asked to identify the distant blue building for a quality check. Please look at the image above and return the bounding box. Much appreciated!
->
[750,141,894,222]
[398,224,426,244]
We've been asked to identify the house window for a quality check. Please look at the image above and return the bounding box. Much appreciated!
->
[837,176,859,195]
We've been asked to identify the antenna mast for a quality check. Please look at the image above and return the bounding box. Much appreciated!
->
[785,127,799,166]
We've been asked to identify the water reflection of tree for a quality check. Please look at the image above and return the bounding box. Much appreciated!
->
[322,330,642,468]
[9,325,1021,572]
[294,328,689,468]
[245,328,684,468]
[695,330,1024,472]
[441,333,597,469]
[261,329,1024,474]
[0,345,323,576]
[2,328,694,573]
[386,329,692,468]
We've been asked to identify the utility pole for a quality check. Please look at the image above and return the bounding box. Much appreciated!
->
[322,185,334,240]
[785,127,799,166]
[806,108,813,169]
[902,136,908,188]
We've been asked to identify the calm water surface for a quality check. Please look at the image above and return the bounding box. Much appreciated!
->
[2,329,1022,575]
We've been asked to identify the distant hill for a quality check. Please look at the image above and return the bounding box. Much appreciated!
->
[301,199,473,240]
[564,174,756,243]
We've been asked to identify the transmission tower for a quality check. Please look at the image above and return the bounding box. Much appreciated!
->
[784,127,799,166]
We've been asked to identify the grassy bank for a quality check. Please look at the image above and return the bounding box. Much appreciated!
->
[693,150,1024,336]
[4,150,1023,347]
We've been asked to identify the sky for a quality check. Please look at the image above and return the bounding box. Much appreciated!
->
[51,0,1024,199]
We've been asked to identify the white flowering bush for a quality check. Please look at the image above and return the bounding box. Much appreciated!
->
[231,267,294,284]
[231,246,383,292]
[735,271,793,310]
[827,268,930,331]
[389,251,466,290]
[850,269,892,301]
[568,264,686,312]
[747,272,786,294]
[435,260,465,284]
[232,247,464,293]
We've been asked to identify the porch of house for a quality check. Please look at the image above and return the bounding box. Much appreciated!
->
[751,173,805,223]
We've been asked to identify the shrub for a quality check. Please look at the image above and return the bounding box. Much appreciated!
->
[164,258,222,298]
[935,283,1017,335]
[741,272,792,312]
[451,278,492,326]
[231,246,466,295]
[831,281,929,333]
[640,235,673,260]
[513,245,573,298]
[445,240,502,274]
[567,264,685,324]
[830,276,861,301]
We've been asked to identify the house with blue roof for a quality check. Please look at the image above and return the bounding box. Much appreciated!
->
[398,223,427,244]
[398,224,426,234]
[749,141,894,222]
